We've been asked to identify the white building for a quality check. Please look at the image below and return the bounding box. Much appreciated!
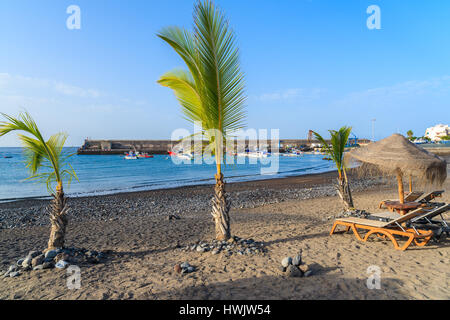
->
[425,124,449,141]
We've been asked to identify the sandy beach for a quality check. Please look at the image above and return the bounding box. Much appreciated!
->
[2,0,450,306]
[0,169,449,300]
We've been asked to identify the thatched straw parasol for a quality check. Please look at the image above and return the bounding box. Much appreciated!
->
[345,134,447,203]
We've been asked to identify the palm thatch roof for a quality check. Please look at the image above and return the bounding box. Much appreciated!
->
[345,134,447,186]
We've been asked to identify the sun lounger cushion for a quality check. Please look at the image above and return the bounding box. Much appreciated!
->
[335,217,388,227]
[370,211,401,220]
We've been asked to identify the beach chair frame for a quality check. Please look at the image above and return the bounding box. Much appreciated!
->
[378,191,424,210]
[410,203,450,234]
[330,209,433,251]
[418,190,445,204]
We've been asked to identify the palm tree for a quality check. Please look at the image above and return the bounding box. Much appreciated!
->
[406,130,414,140]
[313,127,354,211]
[157,0,246,240]
[0,112,77,250]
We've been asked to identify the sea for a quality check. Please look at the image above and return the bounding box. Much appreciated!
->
[0,147,336,202]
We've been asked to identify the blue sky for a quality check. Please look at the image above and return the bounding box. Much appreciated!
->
[0,0,449,146]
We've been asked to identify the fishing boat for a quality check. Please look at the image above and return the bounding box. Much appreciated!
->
[282,150,302,157]
[124,151,138,160]
[168,151,193,160]
[235,152,248,157]
[136,152,154,159]
[177,153,193,160]
[413,138,427,145]
[247,151,268,158]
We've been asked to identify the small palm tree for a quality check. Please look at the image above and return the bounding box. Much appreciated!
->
[406,130,414,140]
[313,127,354,211]
[0,112,77,250]
[157,0,246,240]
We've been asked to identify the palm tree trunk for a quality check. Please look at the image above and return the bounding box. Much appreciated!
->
[336,173,354,211]
[47,182,69,250]
[343,169,354,209]
[211,173,231,241]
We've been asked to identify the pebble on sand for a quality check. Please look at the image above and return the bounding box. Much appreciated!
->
[31,255,45,268]
[286,265,303,278]
[44,249,61,260]
[304,270,313,277]
[281,257,292,268]
[299,264,309,273]
[55,260,69,269]
[292,255,302,267]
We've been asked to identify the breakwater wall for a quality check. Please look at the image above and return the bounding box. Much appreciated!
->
[77,140,175,155]
[77,138,373,155]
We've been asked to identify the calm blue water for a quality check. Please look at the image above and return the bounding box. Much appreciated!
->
[0,147,335,201]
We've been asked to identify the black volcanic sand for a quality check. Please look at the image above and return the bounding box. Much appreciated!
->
[1,170,449,300]
[0,171,387,229]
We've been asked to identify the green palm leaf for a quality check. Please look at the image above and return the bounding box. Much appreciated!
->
[158,69,203,124]
[157,0,246,172]
[313,126,352,178]
[0,111,77,195]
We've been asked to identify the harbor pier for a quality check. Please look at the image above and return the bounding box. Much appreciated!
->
[77,138,373,155]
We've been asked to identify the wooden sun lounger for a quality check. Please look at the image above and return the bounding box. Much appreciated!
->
[330,208,433,251]
[369,204,450,239]
[372,204,449,224]
[379,191,424,210]
[369,205,438,221]
[411,203,450,231]
[418,190,445,204]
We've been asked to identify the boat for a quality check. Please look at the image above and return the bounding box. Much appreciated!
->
[247,151,268,158]
[168,150,193,160]
[124,151,138,160]
[412,138,427,145]
[235,152,248,157]
[136,152,154,158]
[282,150,302,157]
[177,153,193,160]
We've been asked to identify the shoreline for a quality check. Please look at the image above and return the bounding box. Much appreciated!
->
[0,169,388,229]
[0,168,372,208]
[0,169,339,205]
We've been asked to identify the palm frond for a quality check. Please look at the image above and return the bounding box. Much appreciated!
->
[193,0,246,133]
[156,27,202,85]
[0,111,77,195]
[313,131,332,155]
[157,69,203,124]
[17,134,46,175]
[313,126,352,175]
[157,0,246,169]
[0,112,42,139]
